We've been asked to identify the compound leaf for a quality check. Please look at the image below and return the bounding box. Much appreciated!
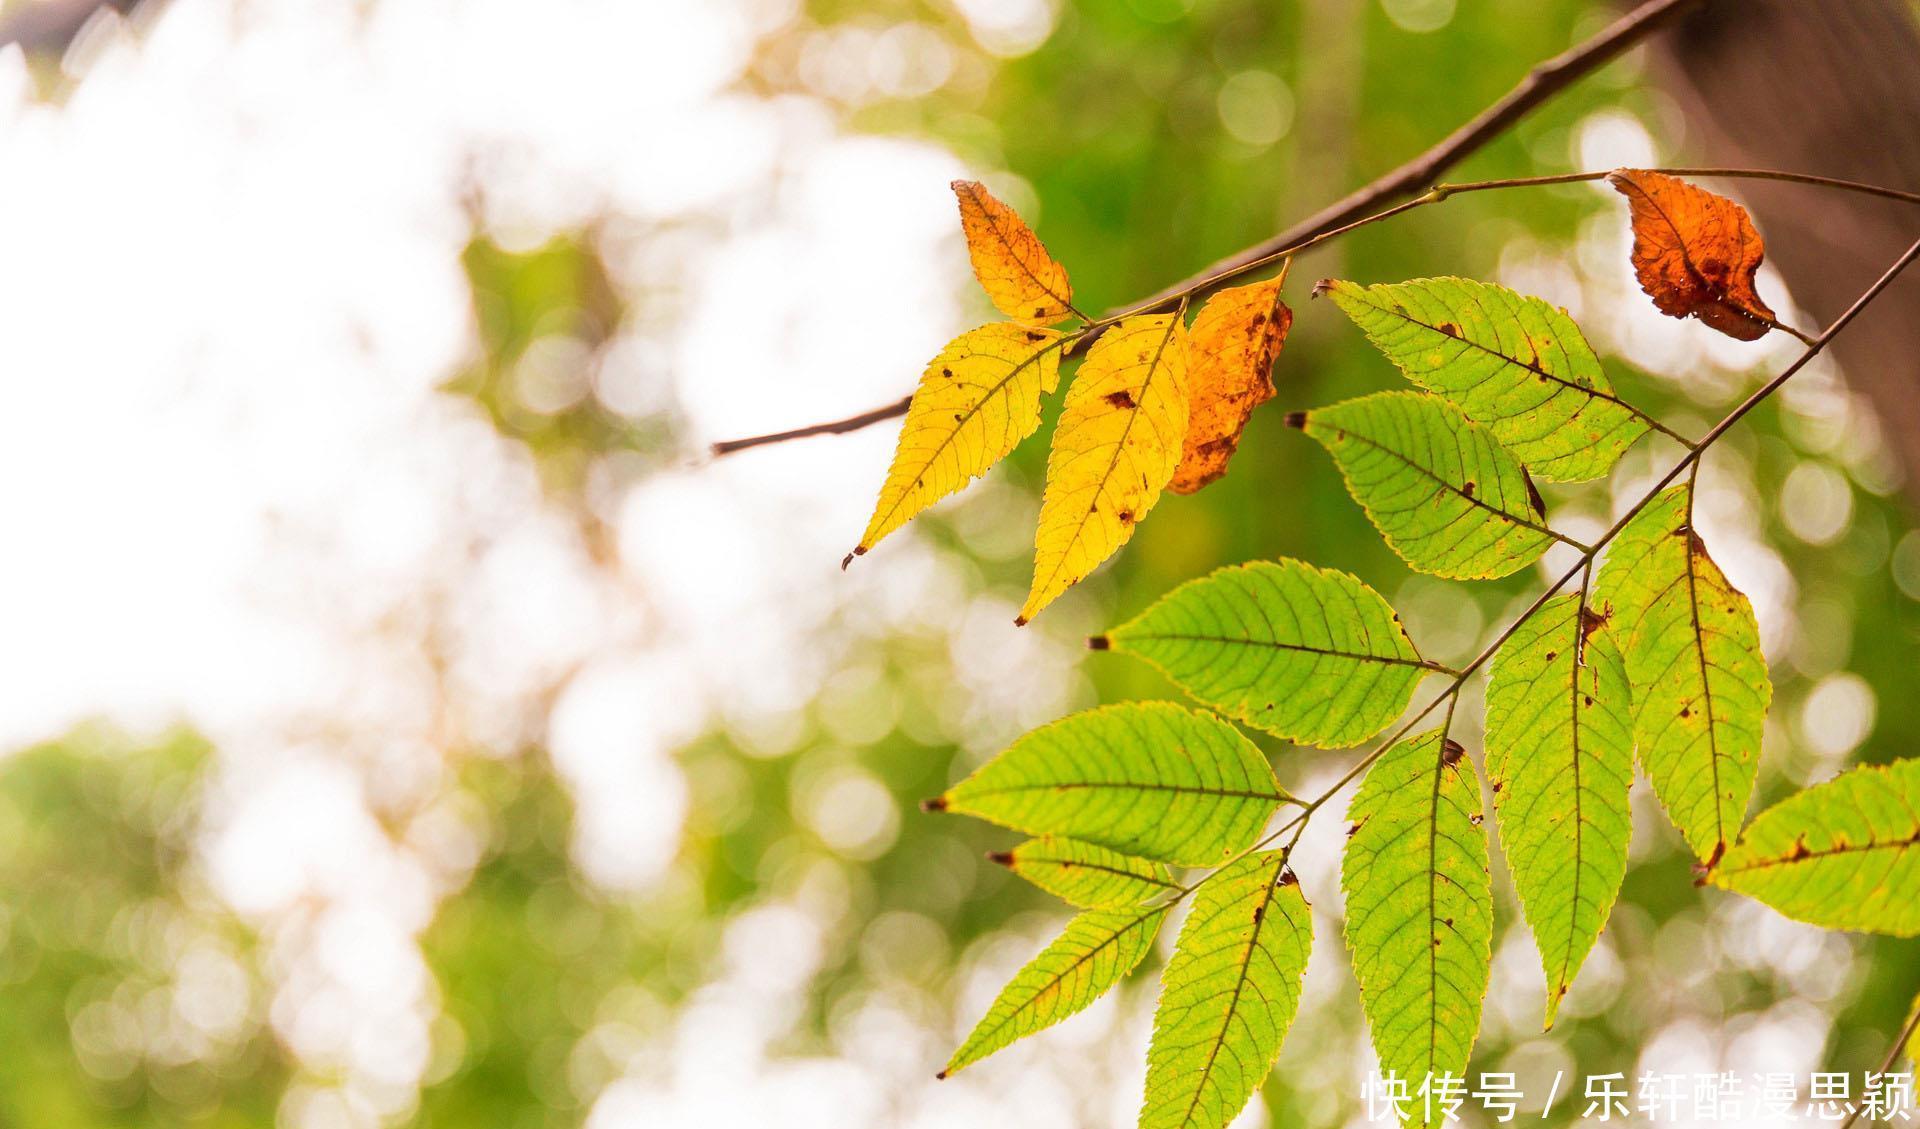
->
[1098,558,1435,748]
[932,702,1288,867]
[952,179,1075,326]
[1022,314,1190,623]
[1596,485,1769,863]
[1170,277,1291,495]
[1318,276,1646,482]
[1140,851,1311,1129]
[1484,594,1633,1027]
[993,836,1178,908]
[1608,169,1777,342]
[1709,758,1920,936]
[1343,730,1492,1100]
[852,324,1065,561]
[943,904,1166,1076]
[1288,390,1558,580]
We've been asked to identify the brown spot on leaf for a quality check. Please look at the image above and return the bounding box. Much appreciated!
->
[1462,480,1477,499]
[1437,322,1461,338]
[1105,389,1136,409]
[1580,604,1611,639]
[1522,468,1547,518]
[1442,737,1467,766]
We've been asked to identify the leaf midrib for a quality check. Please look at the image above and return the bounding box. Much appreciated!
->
[1115,630,1432,669]
[1307,416,1562,543]
[1176,859,1283,1129]
[1345,287,1642,419]
[866,334,1063,542]
[1032,315,1182,602]
[963,183,1073,310]
[957,906,1160,1061]
[960,780,1284,801]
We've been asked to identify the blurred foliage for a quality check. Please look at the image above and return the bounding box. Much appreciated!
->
[444,233,676,499]
[0,727,289,1127]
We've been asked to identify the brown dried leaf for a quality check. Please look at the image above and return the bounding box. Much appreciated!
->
[1169,276,1291,495]
[1608,169,1776,341]
[952,179,1074,326]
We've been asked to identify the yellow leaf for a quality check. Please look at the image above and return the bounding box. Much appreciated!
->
[1170,276,1290,495]
[953,179,1075,326]
[1020,314,1189,624]
[851,323,1066,563]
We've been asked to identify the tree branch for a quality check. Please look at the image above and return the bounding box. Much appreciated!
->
[708,0,1703,457]
[709,394,915,457]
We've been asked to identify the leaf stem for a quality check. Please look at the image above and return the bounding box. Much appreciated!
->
[1193,230,1920,893]
[1836,1004,1920,1129]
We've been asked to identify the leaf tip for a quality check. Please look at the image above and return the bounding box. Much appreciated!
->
[935,1069,950,1081]
[986,850,1014,867]
[921,796,950,813]
[1087,634,1111,651]
[1283,410,1308,430]
[842,547,865,571]
[1013,615,1030,627]
[1310,278,1336,299]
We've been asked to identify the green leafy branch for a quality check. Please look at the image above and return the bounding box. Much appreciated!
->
[914,191,1920,1126]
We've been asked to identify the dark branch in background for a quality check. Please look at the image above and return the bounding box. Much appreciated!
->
[1101,0,1701,322]
[708,0,1704,457]
[1647,0,1920,502]
[0,0,139,52]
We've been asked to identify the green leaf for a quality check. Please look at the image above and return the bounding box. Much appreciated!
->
[1708,758,1920,936]
[994,836,1179,908]
[1484,594,1633,1028]
[1289,391,1559,580]
[943,904,1166,1076]
[1596,485,1769,862]
[932,702,1290,867]
[1098,559,1438,748]
[1140,851,1311,1129]
[1318,277,1647,482]
[1343,730,1492,1099]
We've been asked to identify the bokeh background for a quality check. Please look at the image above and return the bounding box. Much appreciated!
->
[0,0,1916,1126]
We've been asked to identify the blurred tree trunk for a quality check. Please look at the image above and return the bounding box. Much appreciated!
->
[1651,0,1920,498]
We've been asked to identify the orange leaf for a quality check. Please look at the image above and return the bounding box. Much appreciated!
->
[952,179,1075,326]
[1169,276,1291,495]
[1608,169,1776,341]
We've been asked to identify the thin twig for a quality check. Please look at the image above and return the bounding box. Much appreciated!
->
[1836,1004,1920,1129]
[711,396,916,456]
